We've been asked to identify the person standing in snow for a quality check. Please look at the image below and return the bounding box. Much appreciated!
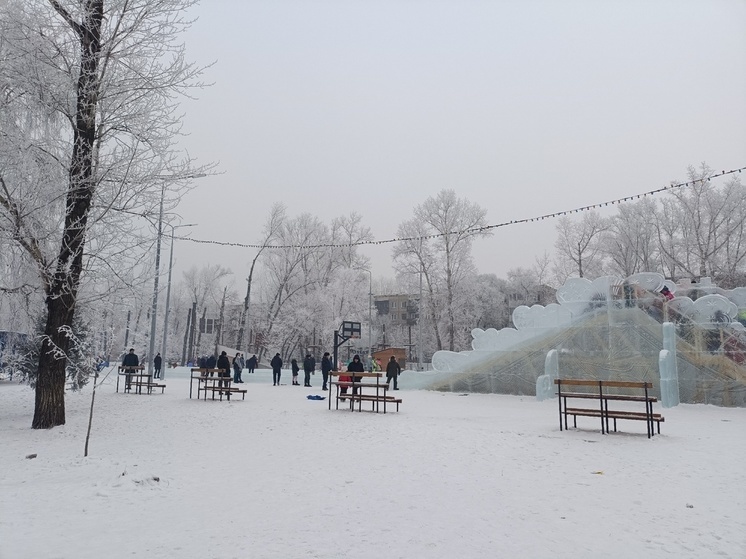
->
[121,348,139,390]
[270,353,283,385]
[206,353,217,371]
[153,353,162,379]
[303,353,316,387]
[321,352,332,391]
[217,351,231,389]
[247,354,258,374]
[291,358,300,385]
[386,355,401,390]
[232,353,242,383]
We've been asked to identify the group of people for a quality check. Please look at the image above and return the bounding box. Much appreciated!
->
[121,348,404,391]
[271,351,402,391]
[272,352,327,387]
[194,353,258,375]
[287,353,318,386]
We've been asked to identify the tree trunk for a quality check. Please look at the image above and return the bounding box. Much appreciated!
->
[32,1,103,429]
[33,297,72,428]
[236,251,261,351]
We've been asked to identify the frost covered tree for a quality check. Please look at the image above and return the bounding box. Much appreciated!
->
[553,211,608,281]
[235,203,284,352]
[655,165,746,283]
[0,0,212,428]
[251,208,372,362]
[394,190,491,352]
[603,198,659,277]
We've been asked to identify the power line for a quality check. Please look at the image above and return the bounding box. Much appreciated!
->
[174,166,745,250]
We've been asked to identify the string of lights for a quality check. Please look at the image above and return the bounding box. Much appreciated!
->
[174,166,745,250]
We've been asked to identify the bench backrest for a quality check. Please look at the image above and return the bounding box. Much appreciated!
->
[555,379,653,389]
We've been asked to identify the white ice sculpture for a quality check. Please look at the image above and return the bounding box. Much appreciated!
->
[659,322,680,408]
[512,303,573,330]
[536,349,559,401]
[627,272,666,293]
[431,273,744,374]
[725,287,746,308]
[669,294,739,329]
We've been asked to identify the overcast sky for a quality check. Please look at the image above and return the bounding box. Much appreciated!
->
[173,0,746,287]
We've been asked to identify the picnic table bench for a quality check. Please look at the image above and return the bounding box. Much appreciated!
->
[190,368,246,401]
[555,379,664,438]
[116,366,167,394]
[329,371,402,413]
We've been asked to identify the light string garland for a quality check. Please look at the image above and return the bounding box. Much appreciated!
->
[174,166,745,250]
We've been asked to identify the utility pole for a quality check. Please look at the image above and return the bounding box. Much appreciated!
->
[159,223,196,379]
[418,237,423,370]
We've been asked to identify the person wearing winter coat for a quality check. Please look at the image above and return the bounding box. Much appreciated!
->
[303,353,316,387]
[321,352,333,391]
[347,354,365,394]
[232,353,243,383]
[153,353,162,379]
[386,355,401,390]
[206,354,217,370]
[217,351,231,389]
[247,355,258,374]
[270,353,283,386]
[121,348,139,390]
[291,358,300,385]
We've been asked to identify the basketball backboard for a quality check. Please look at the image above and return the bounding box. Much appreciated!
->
[340,321,361,338]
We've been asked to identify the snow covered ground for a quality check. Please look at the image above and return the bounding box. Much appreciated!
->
[1,366,744,558]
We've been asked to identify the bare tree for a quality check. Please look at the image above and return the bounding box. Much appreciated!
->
[655,165,746,280]
[329,212,373,270]
[394,190,491,352]
[235,203,284,351]
[393,220,444,351]
[0,0,213,428]
[553,211,608,280]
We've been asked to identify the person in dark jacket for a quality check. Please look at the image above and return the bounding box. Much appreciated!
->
[303,353,316,387]
[153,353,162,379]
[321,352,333,391]
[206,354,217,370]
[217,351,231,389]
[291,358,300,385]
[386,355,401,390]
[270,353,283,385]
[122,348,139,367]
[247,354,258,374]
[347,354,365,394]
[232,353,242,383]
[122,348,139,390]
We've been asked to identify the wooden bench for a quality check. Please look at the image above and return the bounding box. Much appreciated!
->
[555,379,664,438]
[222,386,247,400]
[202,385,245,401]
[329,371,401,413]
[117,365,146,393]
[129,381,166,394]
[191,370,245,401]
[345,393,403,412]
[189,368,224,399]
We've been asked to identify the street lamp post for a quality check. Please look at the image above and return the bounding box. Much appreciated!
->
[362,269,373,370]
[147,184,166,375]
[159,223,196,379]
[147,173,205,376]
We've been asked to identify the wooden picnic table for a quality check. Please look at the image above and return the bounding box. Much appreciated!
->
[116,366,165,394]
[328,371,401,413]
[190,368,246,401]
